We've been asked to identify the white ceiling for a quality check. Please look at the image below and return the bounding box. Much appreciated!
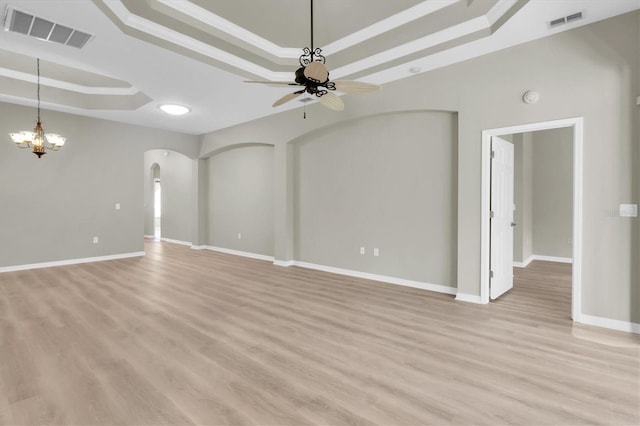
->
[0,0,638,135]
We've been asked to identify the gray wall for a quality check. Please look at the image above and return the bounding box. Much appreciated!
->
[0,103,199,267]
[2,11,637,326]
[143,149,194,243]
[513,132,533,263]
[200,11,639,324]
[513,128,572,262]
[532,128,574,259]
[294,111,457,285]
[207,145,274,256]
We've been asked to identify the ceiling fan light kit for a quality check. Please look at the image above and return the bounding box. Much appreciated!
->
[245,0,379,113]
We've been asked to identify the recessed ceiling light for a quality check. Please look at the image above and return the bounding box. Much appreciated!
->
[160,104,190,116]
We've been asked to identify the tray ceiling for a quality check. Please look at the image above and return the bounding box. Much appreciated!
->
[0,0,637,134]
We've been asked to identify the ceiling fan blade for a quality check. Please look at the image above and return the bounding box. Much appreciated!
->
[273,91,303,107]
[318,92,344,111]
[333,80,380,94]
[245,81,299,87]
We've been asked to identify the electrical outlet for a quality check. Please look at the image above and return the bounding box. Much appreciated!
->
[360,247,365,255]
[374,248,379,257]
[92,237,99,244]
[238,233,242,240]
[619,204,638,217]
[115,203,121,210]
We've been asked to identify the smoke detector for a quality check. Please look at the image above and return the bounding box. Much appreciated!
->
[522,90,540,104]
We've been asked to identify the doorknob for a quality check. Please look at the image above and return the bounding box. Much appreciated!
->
[511,222,516,227]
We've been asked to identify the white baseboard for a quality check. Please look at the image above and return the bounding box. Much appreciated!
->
[144,234,154,239]
[190,245,207,250]
[210,251,453,295]
[455,292,486,304]
[160,237,192,246]
[0,251,146,273]
[532,255,572,264]
[514,254,572,267]
[291,261,456,295]
[513,255,534,268]
[203,246,275,262]
[577,314,640,334]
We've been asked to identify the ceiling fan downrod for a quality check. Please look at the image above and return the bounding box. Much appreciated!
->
[299,0,325,67]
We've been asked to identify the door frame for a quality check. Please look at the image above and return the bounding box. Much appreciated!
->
[480,117,583,321]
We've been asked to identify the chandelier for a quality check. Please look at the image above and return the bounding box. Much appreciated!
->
[9,58,65,158]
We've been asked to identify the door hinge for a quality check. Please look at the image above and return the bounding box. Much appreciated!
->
[490,210,495,219]
[490,270,494,279]
[491,150,495,159]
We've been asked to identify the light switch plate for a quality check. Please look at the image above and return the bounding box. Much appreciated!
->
[619,204,638,217]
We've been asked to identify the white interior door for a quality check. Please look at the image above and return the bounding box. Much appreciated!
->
[490,136,515,299]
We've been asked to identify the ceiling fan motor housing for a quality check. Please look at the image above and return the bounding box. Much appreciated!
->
[303,62,329,84]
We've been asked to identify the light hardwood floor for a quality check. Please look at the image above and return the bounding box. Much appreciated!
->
[0,241,638,425]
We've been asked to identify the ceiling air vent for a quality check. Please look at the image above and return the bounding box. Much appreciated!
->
[549,17,566,28]
[4,7,93,49]
[566,12,583,23]
[548,11,584,29]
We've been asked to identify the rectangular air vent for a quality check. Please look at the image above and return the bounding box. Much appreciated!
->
[548,11,584,29]
[4,7,93,49]
[566,12,583,23]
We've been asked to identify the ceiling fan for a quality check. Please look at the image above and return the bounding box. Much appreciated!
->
[245,0,380,111]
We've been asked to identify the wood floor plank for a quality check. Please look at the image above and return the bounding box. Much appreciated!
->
[0,242,637,425]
